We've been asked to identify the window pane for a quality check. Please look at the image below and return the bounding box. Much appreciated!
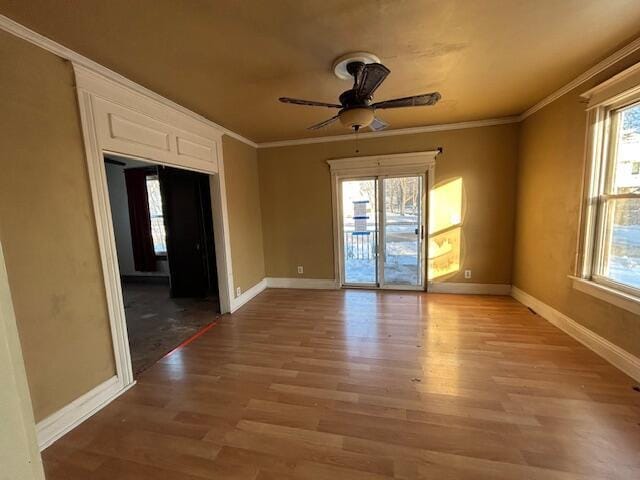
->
[383,176,422,286]
[145,176,167,255]
[612,103,640,194]
[342,179,377,284]
[601,198,640,289]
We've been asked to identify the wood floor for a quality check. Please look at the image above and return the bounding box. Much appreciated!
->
[42,289,640,479]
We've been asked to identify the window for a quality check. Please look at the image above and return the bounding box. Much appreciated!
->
[145,175,167,256]
[586,101,640,295]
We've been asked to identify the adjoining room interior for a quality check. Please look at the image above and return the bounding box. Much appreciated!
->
[1,2,640,479]
[104,154,220,375]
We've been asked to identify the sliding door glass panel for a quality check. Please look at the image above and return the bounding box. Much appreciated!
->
[342,179,377,285]
[382,176,422,286]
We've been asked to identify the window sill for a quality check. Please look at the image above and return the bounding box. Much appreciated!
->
[570,276,640,316]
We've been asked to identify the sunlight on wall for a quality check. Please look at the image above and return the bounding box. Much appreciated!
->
[428,178,463,280]
[429,178,463,234]
[429,228,461,279]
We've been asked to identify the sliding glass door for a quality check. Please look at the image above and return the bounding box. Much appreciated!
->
[340,175,425,289]
[341,179,378,286]
[381,176,423,287]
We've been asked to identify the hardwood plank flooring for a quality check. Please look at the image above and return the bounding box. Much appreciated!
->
[42,289,640,479]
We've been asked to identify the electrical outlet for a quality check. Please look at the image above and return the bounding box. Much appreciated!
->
[297,265,304,274]
[236,287,241,297]
[464,269,472,279]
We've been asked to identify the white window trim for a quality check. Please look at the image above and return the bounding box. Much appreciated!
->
[570,276,640,316]
[574,61,640,312]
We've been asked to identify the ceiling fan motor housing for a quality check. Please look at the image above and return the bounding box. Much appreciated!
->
[339,89,371,108]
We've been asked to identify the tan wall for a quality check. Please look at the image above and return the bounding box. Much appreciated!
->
[258,124,520,283]
[222,136,266,293]
[513,51,640,358]
[0,32,268,422]
[0,31,116,421]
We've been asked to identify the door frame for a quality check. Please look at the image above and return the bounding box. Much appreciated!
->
[328,151,439,290]
[74,64,235,391]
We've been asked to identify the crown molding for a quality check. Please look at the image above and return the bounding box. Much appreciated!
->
[519,36,640,120]
[578,60,640,112]
[257,116,520,148]
[0,14,258,148]
[3,13,640,149]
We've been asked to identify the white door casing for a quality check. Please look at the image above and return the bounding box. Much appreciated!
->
[73,64,235,391]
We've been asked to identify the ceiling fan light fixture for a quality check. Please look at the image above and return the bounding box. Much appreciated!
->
[339,108,374,129]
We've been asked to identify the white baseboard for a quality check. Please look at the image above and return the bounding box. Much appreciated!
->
[37,376,134,450]
[511,286,640,382]
[263,279,510,294]
[230,278,267,313]
[265,277,339,290]
[428,282,512,295]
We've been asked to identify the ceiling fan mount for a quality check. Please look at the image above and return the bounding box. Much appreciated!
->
[279,52,441,132]
[332,51,381,80]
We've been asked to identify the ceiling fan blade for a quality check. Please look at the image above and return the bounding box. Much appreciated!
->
[279,97,341,108]
[372,92,441,109]
[307,115,340,130]
[369,117,389,132]
[355,63,390,99]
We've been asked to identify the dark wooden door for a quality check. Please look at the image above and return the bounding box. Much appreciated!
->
[159,166,216,298]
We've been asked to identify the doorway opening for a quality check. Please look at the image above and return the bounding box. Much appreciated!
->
[104,154,219,375]
[340,175,426,289]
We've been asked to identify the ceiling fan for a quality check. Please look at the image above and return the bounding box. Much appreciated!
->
[279,52,441,132]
